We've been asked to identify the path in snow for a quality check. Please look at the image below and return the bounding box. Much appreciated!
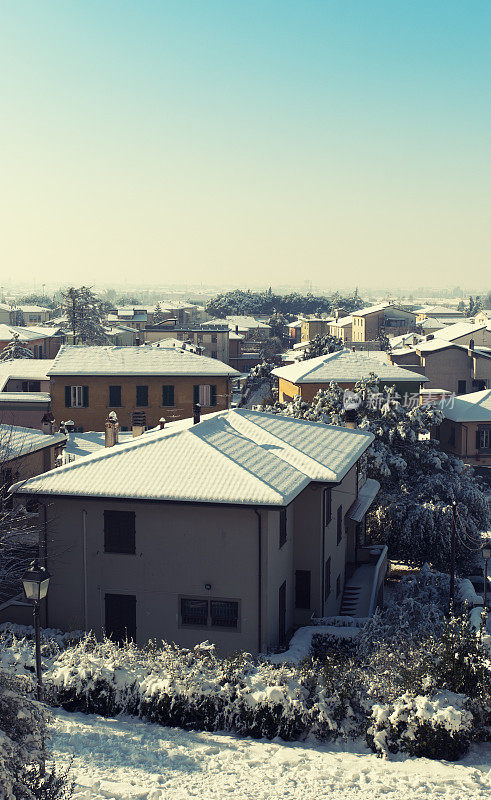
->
[50,709,491,800]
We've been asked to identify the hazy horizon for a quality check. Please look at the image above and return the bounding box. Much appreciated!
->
[1,2,490,290]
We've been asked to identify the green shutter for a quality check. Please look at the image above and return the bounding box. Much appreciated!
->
[65,386,71,407]
[193,385,199,404]
[210,385,217,406]
[476,430,481,449]
[82,386,89,407]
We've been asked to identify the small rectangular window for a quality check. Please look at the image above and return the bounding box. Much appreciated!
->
[295,570,311,609]
[109,385,122,407]
[211,334,217,344]
[199,384,211,406]
[104,510,136,554]
[324,557,331,601]
[323,489,332,525]
[279,508,287,548]
[479,429,490,450]
[210,600,239,628]
[162,385,175,406]
[337,505,343,544]
[136,385,148,407]
[181,599,208,626]
[458,380,466,394]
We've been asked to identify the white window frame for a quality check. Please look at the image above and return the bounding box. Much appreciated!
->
[480,429,490,450]
[199,384,211,406]
[71,385,83,407]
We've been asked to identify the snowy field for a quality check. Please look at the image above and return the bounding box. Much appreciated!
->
[50,709,491,800]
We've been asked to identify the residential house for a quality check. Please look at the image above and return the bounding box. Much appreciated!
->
[389,340,491,395]
[0,359,53,393]
[328,315,353,343]
[49,345,240,431]
[272,349,428,403]
[413,305,465,324]
[430,321,491,349]
[12,409,384,654]
[434,389,491,465]
[9,305,53,325]
[143,321,230,364]
[0,325,63,359]
[300,318,333,343]
[351,304,416,342]
[1,424,66,496]
[287,320,302,344]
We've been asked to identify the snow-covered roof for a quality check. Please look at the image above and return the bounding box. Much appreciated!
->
[331,315,352,326]
[47,346,240,377]
[432,321,488,342]
[151,338,202,354]
[226,316,271,329]
[416,305,465,317]
[438,389,491,423]
[419,318,445,330]
[0,324,48,342]
[1,424,65,461]
[351,303,392,317]
[389,332,424,349]
[287,320,302,328]
[0,360,54,390]
[63,430,135,458]
[272,349,428,384]
[348,479,380,523]
[15,305,51,313]
[0,392,51,404]
[12,409,374,506]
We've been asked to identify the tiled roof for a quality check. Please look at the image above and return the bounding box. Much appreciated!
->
[351,303,392,317]
[438,389,491,423]
[272,349,428,384]
[1,424,65,460]
[12,409,374,507]
[47,345,240,377]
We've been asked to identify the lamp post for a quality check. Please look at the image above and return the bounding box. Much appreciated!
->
[482,540,491,612]
[22,561,51,702]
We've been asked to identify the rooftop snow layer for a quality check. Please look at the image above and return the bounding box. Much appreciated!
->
[437,389,491,423]
[12,409,374,506]
[1,424,65,460]
[272,349,428,384]
[47,345,240,377]
[0,359,54,390]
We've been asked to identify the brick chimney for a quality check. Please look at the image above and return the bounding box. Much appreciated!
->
[159,417,166,429]
[193,403,201,424]
[41,412,55,435]
[105,411,119,447]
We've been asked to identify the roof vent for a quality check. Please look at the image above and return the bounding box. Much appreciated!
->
[105,412,119,447]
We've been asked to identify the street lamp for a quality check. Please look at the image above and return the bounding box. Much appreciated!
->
[482,540,491,612]
[22,561,50,702]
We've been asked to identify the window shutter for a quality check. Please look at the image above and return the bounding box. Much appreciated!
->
[65,386,71,407]
[476,430,481,449]
[193,385,199,404]
[82,386,89,407]
[210,385,217,406]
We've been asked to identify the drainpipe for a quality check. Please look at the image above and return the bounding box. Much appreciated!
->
[42,504,49,628]
[253,508,262,653]
[82,509,88,630]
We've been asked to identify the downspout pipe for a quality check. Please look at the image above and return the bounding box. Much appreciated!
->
[253,508,262,653]
[82,509,88,630]
[42,504,49,628]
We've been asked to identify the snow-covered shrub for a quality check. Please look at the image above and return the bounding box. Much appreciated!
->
[367,691,474,760]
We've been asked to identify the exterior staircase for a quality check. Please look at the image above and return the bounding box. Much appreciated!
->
[340,584,362,616]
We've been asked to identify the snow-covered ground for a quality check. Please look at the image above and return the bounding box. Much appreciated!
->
[50,708,491,800]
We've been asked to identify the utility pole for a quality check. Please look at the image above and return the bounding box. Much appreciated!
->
[449,501,456,611]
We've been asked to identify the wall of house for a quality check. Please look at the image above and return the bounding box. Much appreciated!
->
[50,374,232,431]
[5,377,51,392]
[278,377,424,404]
[3,443,61,486]
[0,401,50,430]
[438,419,491,464]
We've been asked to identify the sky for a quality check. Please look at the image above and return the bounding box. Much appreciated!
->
[1,1,490,292]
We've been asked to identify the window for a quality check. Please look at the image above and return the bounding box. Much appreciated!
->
[210,600,239,628]
[105,593,136,644]
[65,385,89,408]
[22,380,41,392]
[295,570,311,609]
[180,598,239,629]
[323,488,332,525]
[324,557,331,600]
[449,425,456,447]
[162,385,175,406]
[478,428,491,450]
[136,385,148,407]
[336,574,341,598]
[211,350,217,358]
[104,510,136,554]
[337,505,343,544]
[211,334,217,344]
[458,380,466,394]
[279,508,287,548]
[194,384,217,407]
[109,385,122,407]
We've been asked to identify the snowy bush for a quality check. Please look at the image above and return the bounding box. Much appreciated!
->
[367,691,474,760]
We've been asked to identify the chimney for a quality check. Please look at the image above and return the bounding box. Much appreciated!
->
[193,403,201,424]
[41,412,55,435]
[159,417,166,429]
[105,411,119,447]
[345,408,358,429]
[235,325,239,334]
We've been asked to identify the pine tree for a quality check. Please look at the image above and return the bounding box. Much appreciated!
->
[153,302,167,325]
[61,286,107,345]
[0,333,34,361]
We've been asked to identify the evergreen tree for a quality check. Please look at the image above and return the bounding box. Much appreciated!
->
[61,286,107,345]
[302,333,342,359]
[0,333,34,361]
[153,302,167,325]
